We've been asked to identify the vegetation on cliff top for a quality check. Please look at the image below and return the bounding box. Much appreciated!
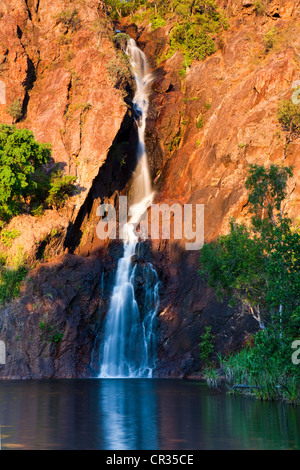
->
[200,164,300,404]
[104,0,228,70]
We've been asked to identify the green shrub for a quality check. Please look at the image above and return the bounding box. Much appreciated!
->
[196,113,204,128]
[0,265,27,304]
[31,204,44,217]
[0,229,21,247]
[263,27,277,53]
[0,125,51,220]
[106,52,132,89]
[277,99,300,137]
[46,170,77,209]
[7,99,22,122]
[150,14,166,31]
[254,1,266,15]
[105,1,228,69]
[199,326,215,365]
[113,33,130,50]
[200,163,300,403]
[53,330,63,343]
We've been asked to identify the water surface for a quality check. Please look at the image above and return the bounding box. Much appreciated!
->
[0,379,299,450]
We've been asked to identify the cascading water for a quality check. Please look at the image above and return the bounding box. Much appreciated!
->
[99,39,159,378]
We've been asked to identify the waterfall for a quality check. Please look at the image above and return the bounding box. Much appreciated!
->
[99,39,159,378]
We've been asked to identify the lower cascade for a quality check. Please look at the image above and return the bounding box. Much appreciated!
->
[99,39,160,378]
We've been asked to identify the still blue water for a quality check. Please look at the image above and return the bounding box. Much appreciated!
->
[0,379,299,450]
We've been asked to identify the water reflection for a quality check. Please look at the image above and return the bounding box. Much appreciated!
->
[100,379,158,449]
[0,379,299,450]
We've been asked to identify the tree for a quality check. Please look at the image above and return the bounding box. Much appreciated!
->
[7,99,22,123]
[199,164,299,337]
[46,170,77,209]
[277,99,300,144]
[245,163,293,228]
[0,125,51,220]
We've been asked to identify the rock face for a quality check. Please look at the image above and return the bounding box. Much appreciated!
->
[1,0,300,378]
[0,254,105,379]
[0,0,128,260]
[121,0,300,376]
[142,2,300,242]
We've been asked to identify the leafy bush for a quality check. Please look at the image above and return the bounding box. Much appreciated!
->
[104,1,228,69]
[0,125,51,220]
[0,248,27,304]
[0,229,21,247]
[277,99,300,138]
[196,113,204,128]
[150,14,166,31]
[113,32,130,50]
[254,1,266,15]
[103,0,144,20]
[106,51,132,89]
[200,164,300,403]
[7,99,22,122]
[199,326,215,365]
[0,125,78,219]
[46,170,77,209]
[263,27,277,53]
[0,265,27,303]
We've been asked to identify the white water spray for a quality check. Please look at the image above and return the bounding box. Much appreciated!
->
[99,39,159,378]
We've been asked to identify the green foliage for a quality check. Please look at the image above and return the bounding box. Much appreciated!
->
[167,22,216,64]
[106,51,132,89]
[277,99,300,138]
[196,113,204,128]
[168,126,183,152]
[263,27,277,53]
[31,204,44,217]
[104,0,228,69]
[220,334,299,404]
[200,223,267,313]
[0,229,21,247]
[199,326,215,365]
[65,102,92,120]
[0,125,77,219]
[104,0,145,20]
[57,8,81,31]
[7,99,22,122]
[245,163,293,224]
[0,125,51,220]
[52,330,63,344]
[113,32,130,50]
[39,321,64,344]
[150,14,166,31]
[0,259,27,304]
[200,163,300,403]
[200,164,298,328]
[46,170,77,209]
[203,366,219,386]
[254,1,266,15]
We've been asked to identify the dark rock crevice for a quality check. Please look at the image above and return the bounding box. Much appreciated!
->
[64,103,138,254]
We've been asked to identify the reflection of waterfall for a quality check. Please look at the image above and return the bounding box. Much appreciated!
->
[100,379,158,449]
[99,39,159,378]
